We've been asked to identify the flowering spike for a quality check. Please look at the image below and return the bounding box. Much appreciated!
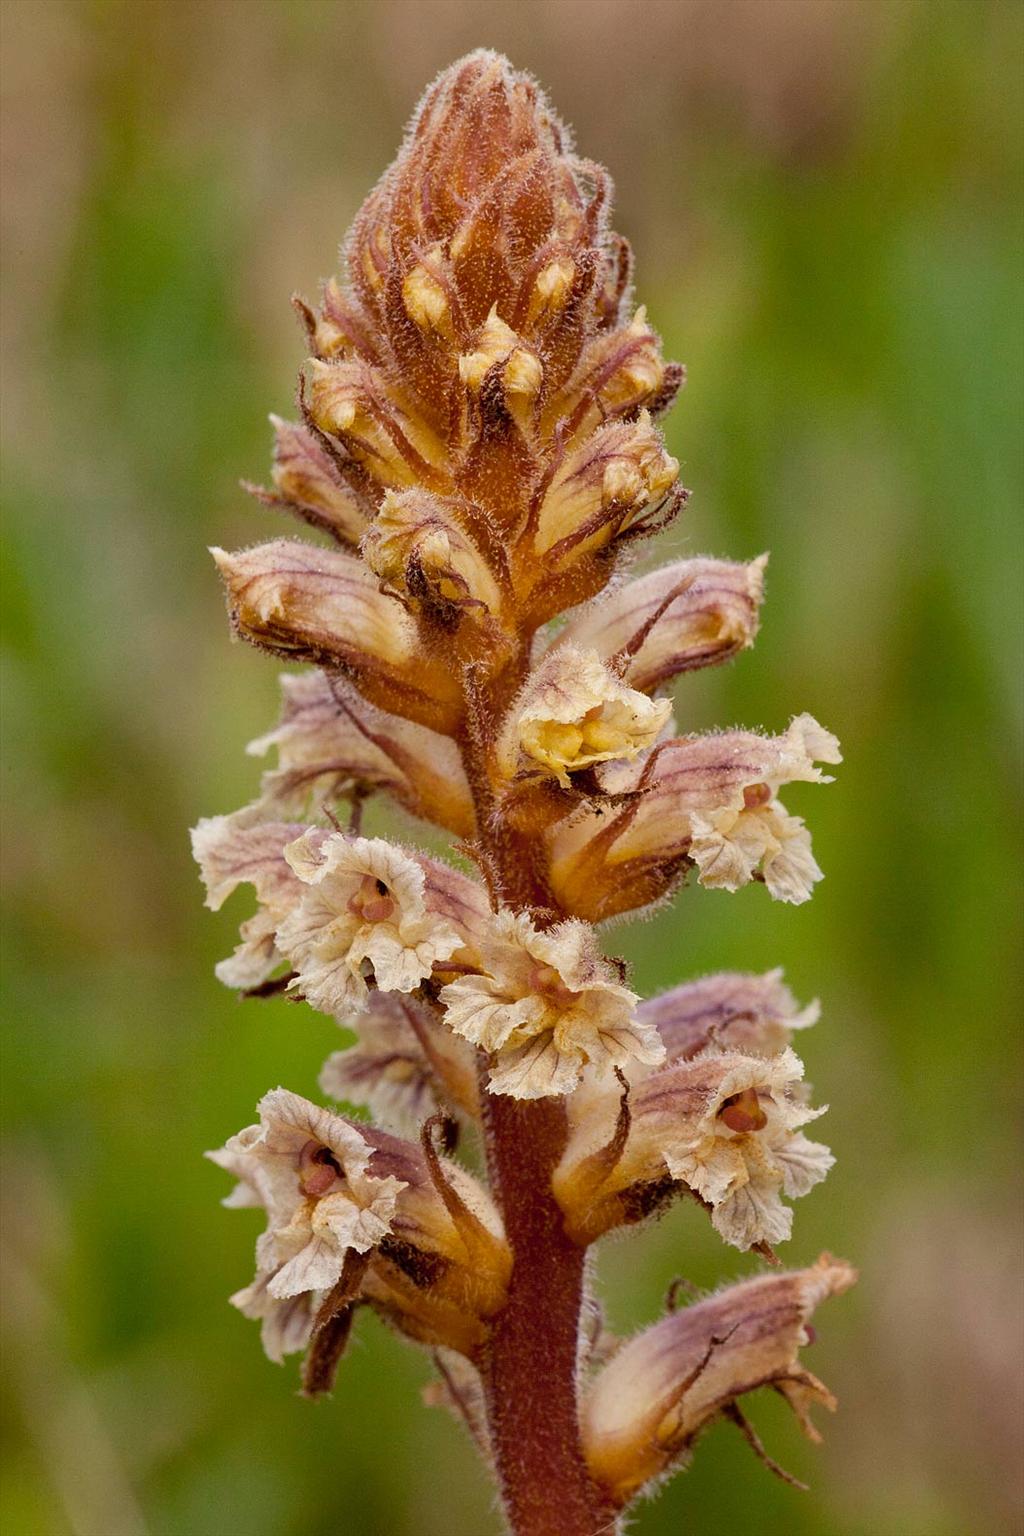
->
[194,49,851,1536]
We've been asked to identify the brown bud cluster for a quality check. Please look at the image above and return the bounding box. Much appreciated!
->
[228,49,685,719]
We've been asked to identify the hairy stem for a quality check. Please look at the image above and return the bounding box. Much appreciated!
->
[478,1091,616,1536]
[460,672,618,1536]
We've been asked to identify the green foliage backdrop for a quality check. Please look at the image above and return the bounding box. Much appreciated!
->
[2,2,1021,1533]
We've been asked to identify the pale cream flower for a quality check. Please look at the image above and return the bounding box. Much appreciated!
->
[548,712,841,919]
[554,1045,832,1250]
[208,1088,405,1304]
[657,1048,833,1250]
[211,1087,511,1367]
[440,910,663,1098]
[190,813,314,989]
[503,645,671,788]
[689,794,821,902]
[224,1269,318,1365]
[277,832,465,1016]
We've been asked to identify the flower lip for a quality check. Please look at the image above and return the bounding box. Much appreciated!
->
[718,1087,768,1134]
[298,1139,345,1197]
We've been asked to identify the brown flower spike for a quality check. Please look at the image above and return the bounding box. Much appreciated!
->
[196,51,852,1536]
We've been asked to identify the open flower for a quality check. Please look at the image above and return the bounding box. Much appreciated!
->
[277,832,466,1015]
[655,1048,833,1249]
[501,646,671,789]
[209,1087,511,1376]
[549,713,841,919]
[555,1046,832,1249]
[440,910,663,1098]
[209,1088,406,1304]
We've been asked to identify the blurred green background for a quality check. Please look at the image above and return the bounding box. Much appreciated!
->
[2,1,1022,1533]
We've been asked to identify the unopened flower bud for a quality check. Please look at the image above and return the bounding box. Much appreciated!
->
[533,412,680,566]
[557,555,767,692]
[401,257,454,338]
[459,308,542,429]
[545,308,678,448]
[210,539,462,731]
[363,489,503,617]
[525,254,576,326]
[312,277,351,357]
[307,358,447,490]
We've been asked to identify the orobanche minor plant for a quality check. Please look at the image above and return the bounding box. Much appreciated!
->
[194,51,854,1535]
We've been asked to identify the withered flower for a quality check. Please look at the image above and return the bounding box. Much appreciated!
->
[194,50,850,1534]
[582,1256,857,1502]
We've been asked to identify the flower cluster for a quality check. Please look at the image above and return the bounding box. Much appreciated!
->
[195,51,852,1532]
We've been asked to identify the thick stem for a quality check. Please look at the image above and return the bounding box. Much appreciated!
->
[458,663,619,1535]
[477,1089,618,1536]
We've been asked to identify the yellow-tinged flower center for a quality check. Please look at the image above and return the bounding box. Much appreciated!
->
[347,874,397,925]
[522,702,654,780]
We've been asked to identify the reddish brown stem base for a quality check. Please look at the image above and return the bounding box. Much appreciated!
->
[477,1089,619,1536]
[460,650,619,1535]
